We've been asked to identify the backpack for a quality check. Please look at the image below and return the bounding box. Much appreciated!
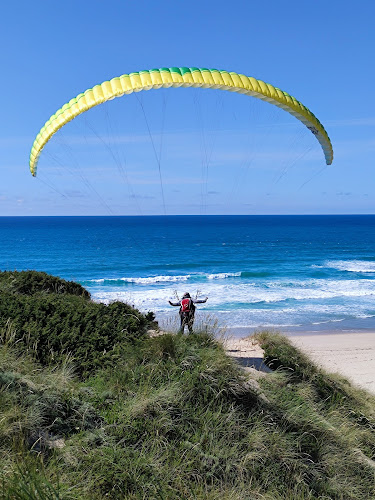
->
[181,298,192,313]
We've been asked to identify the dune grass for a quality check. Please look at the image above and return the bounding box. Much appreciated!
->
[2,331,375,499]
[1,272,375,498]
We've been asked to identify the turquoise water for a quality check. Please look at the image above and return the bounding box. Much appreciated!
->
[1,215,375,333]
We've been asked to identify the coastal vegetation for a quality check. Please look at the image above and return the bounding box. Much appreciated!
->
[1,271,375,499]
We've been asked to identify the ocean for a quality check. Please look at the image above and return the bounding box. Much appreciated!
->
[1,215,375,335]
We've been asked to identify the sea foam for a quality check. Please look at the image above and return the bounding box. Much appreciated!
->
[321,260,375,273]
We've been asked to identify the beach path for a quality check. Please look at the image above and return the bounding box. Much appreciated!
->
[223,336,271,374]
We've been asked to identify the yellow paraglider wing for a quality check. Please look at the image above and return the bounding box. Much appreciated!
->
[29,67,333,176]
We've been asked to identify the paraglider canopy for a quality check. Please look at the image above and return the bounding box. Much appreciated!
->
[29,67,333,176]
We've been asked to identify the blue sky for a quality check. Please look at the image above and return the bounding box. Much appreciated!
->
[1,0,374,215]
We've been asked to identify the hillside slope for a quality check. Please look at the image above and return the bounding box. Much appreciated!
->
[1,272,375,499]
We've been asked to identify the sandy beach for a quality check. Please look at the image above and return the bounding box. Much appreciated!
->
[224,330,375,394]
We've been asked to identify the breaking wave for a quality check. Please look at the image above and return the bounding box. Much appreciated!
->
[84,272,243,285]
[319,260,375,274]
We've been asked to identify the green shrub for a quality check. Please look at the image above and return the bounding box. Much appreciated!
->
[0,270,90,298]
[0,271,153,377]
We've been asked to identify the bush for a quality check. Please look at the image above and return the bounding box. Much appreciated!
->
[0,270,90,298]
[0,271,153,377]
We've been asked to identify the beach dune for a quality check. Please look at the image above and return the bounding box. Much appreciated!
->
[224,331,375,395]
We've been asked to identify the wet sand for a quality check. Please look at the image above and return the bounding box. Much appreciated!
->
[223,330,375,394]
